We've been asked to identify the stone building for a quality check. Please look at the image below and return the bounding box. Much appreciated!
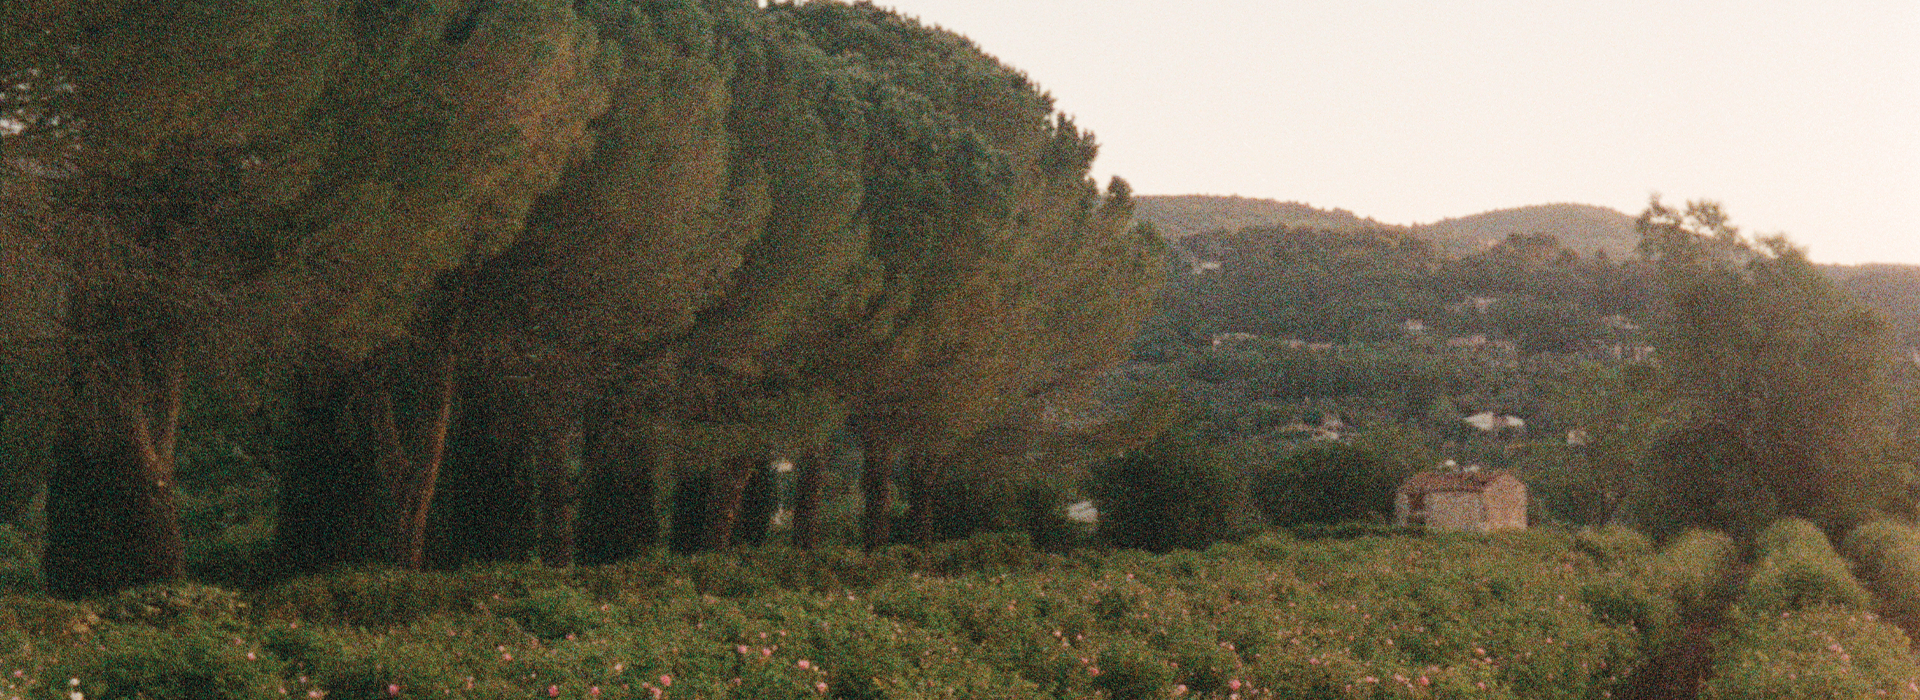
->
[1394,470,1527,532]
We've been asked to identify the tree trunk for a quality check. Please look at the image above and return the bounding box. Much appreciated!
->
[907,449,936,547]
[668,467,710,555]
[702,456,758,552]
[275,346,458,573]
[736,460,777,546]
[577,403,660,565]
[44,315,188,598]
[535,423,579,567]
[790,447,826,549]
[427,375,537,568]
[275,357,387,573]
[389,352,457,571]
[861,431,900,551]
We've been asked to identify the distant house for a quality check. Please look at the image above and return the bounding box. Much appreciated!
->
[1394,470,1527,532]
[1210,332,1258,348]
[1462,411,1525,433]
[1280,413,1346,442]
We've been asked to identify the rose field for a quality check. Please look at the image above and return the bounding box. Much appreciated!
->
[2,524,1918,700]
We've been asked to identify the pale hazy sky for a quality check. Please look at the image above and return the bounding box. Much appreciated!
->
[871,1,1920,265]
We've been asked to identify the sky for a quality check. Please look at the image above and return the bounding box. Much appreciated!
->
[868,1,1920,265]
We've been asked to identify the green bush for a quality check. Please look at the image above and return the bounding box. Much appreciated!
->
[1741,518,1872,615]
[1092,638,1174,700]
[0,526,1698,698]
[1704,606,1920,700]
[1573,525,1652,564]
[1088,414,1242,553]
[1286,522,1425,540]
[1010,478,1092,552]
[1842,518,1920,629]
[1645,528,1738,607]
[51,624,280,700]
[1253,443,1405,527]
[495,587,608,640]
[922,531,1047,576]
[0,523,39,594]
[98,583,250,629]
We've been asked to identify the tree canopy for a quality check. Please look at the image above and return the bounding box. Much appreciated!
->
[0,0,1164,597]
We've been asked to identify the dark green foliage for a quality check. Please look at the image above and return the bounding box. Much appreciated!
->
[495,587,607,640]
[1639,198,1904,536]
[54,624,279,700]
[0,531,1776,698]
[1157,224,1649,347]
[1089,413,1240,553]
[0,524,36,594]
[3,0,1156,594]
[1253,443,1407,527]
[1093,638,1176,700]
[1843,518,1920,633]
[1572,525,1653,565]
[1740,518,1872,614]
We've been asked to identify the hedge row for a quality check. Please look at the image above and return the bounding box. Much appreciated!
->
[1703,518,1920,699]
[0,530,1664,700]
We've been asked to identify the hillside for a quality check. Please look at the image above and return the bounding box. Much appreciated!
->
[1134,196,1640,259]
[1825,263,1920,347]
[1132,195,1398,238]
[1414,204,1638,257]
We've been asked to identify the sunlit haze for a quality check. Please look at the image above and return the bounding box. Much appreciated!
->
[872,1,1920,265]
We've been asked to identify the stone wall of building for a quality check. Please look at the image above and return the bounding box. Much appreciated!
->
[1481,478,1528,531]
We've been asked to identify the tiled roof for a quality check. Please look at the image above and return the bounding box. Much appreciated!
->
[1398,470,1518,494]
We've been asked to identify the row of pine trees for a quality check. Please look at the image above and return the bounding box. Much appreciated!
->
[0,0,1164,598]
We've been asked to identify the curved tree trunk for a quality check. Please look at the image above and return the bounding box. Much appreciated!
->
[392,352,458,570]
[275,346,458,573]
[44,310,187,598]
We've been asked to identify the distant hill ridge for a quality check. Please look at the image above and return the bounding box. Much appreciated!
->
[1131,195,1399,239]
[1133,195,1637,258]
[1415,203,1637,257]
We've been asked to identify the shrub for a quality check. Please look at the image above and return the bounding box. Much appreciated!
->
[1088,414,1242,553]
[0,593,96,637]
[495,587,608,640]
[1644,528,1738,607]
[1286,522,1424,540]
[1092,638,1174,700]
[0,523,39,594]
[98,583,250,629]
[1741,518,1872,614]
[1253,443,1404,527]
[51,624,280,700]
[1842,518,1920,630]
[1011,478,1091,552]
[1704,606,1920,700]
[922,531,1046,576]
[1573,525,1652,565]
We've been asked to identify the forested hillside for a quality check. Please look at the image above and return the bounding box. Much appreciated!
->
[1124,198,1920,541]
